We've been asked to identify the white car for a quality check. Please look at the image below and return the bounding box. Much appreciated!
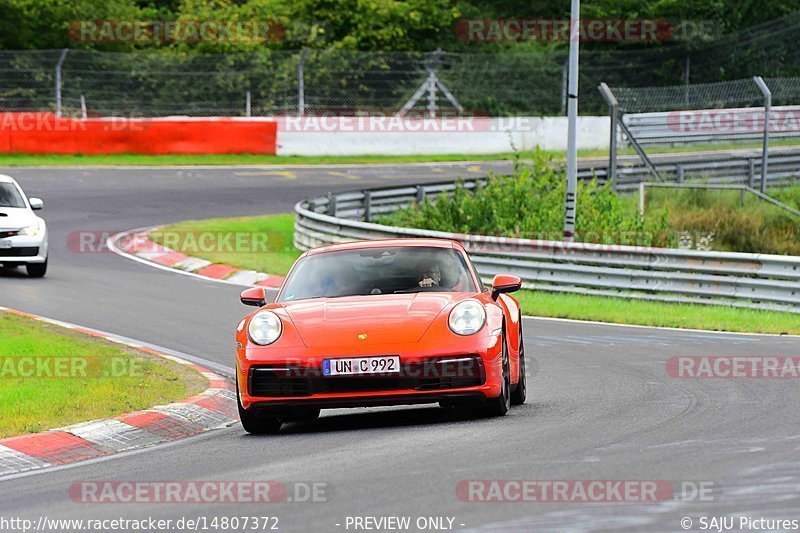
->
[0,175,48,277]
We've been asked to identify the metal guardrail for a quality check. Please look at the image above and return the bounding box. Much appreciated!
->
[610,151,800,192]
[622,106,800,146]
[294,177,800,314]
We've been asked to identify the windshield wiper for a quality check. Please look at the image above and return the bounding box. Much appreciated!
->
[393,287,451,294]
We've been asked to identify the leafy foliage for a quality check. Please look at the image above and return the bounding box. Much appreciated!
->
[381,150,800,255]
[3,0,800,52]
[381,150,672,247]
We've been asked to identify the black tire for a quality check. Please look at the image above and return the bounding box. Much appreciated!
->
[510,317,527,406]
[236,376,282,434]
[281,408,321,423]
[482,330,510,417]
[26,259,47,278]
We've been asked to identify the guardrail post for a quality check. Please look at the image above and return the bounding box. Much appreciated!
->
[363,191,372,222]
[753,76,771,193]
[598,83,619,187]
[55,48,69,118]
[560,59,568,115]
[327,193,337,217]
[638,182,646,216]
[676,165,684,183]
[298,49,310,117]
[416,185,426,204]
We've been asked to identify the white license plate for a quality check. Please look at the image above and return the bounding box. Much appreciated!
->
[0,239,11,249]
[323,355,400,376]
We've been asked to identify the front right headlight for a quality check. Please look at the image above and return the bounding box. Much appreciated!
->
[448,300,486,336]
[18,222,42,237]
[248,310,283,346]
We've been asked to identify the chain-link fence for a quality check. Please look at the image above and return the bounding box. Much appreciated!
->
[0,48,616,117]
[599,77,800,190]
[3,7,800,120]
[2,8,800,117]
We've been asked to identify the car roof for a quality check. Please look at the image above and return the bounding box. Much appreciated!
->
[304,238,461,256]
[0,174,16,184]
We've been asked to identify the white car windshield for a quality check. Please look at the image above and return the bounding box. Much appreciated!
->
[0,183,26,208]
[279,246,478,302]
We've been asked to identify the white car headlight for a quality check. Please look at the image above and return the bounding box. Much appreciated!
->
[18,222,42,237]
[248,310,283,346]
[448,300,486,336]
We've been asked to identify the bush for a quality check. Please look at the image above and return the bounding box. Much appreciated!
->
[381,150,672,247]
[381,151,800,255]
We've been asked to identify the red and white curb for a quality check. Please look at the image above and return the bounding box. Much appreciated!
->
[0,307,238,477]
[108,227,285,288]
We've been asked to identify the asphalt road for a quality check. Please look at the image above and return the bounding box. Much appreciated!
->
[1,162,799,532]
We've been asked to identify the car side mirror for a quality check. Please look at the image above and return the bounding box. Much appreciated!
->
[491,274,522,300]
[29,198,44,211]
[240,287,267,307]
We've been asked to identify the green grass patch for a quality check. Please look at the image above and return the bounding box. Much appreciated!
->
[2,137,799,166]
[515,290,799,335]
[643,186,800,254]
[0,151,546,167]
[150,214,302,275]
[0,312,207,437]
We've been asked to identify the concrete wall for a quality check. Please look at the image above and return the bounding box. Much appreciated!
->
[276,116,609,156]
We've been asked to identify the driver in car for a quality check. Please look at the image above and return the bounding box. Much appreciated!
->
[418,262,442,287]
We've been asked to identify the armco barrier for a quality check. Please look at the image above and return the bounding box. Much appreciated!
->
[612,151,800,192]
[294,178,800,313]
[0,113,277,155]
[623,106,800,146]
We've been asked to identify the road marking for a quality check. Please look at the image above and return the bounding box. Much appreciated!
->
[234,170,298,180]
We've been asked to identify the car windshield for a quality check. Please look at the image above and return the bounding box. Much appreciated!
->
[279,246,478,302]
[0,183,25,208]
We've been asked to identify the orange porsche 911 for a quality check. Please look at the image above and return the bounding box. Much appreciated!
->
[234,238,526,434]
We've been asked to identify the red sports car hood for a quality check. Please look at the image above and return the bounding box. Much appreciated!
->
[281,293,467,347]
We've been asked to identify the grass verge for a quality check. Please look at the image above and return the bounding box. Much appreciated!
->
[0,151,545,167]
[152,213,799,335]
[514,291,799,335]
[2,138,799,166]
[0,312,207,437]
[149,213,301,275]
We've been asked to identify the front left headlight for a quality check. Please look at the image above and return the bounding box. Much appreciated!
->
[18,222,42,237]
[248,310,283,346]
[448,300,486,336]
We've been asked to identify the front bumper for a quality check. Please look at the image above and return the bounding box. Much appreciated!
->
[0,234,48,264]
[237,336,503,411]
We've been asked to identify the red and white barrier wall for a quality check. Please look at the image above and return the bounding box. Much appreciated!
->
[0,113,607,156]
